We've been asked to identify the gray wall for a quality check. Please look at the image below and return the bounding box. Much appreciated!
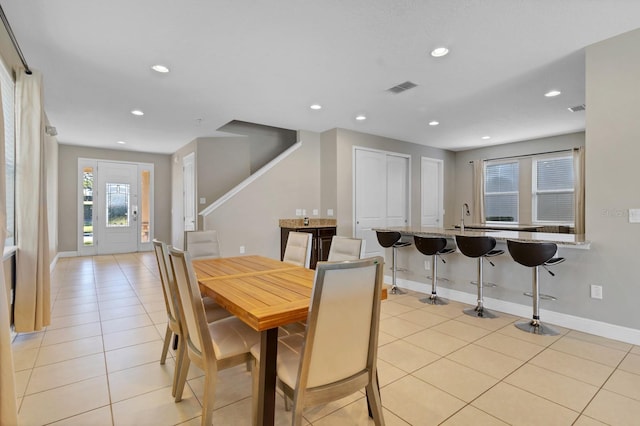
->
[454,132,585,225]
[58,144,172,252]
[203,130,321,259]
[323,128,456,236]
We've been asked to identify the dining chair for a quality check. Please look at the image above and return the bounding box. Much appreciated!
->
[327,236,365,261]
[185,230,221,260]
[283,231,313,268]
[152,240,231,397]
[168,247,260,426]
[251,257,386,426]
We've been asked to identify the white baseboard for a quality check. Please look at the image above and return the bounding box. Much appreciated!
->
[57,251,78,258]
[388,275,640,346]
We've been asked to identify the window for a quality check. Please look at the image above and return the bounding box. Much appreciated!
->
[0,60,15,247]
[532,156,574,224]
[484,161,519,222]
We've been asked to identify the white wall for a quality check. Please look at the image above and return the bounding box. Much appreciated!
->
[203,131,321,259]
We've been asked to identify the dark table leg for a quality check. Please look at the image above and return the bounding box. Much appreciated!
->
[257,328,278,426]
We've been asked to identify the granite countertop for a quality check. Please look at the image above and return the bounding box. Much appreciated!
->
[279,218,337,228]
[375,226,590,248]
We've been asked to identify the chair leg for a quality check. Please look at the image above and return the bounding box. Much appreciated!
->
[201,368,217,426]
[420,255,448,305]
[515,266,559,336]
[365,373,385,426]
[390,246,406,295]
[464,258,497,318]
[160,324,172,365]
[172,333,186,397]
[174,353,191,402]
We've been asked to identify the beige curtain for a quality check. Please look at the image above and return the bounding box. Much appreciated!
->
[0,70,18,425]
[14,68,50,332]
[472,159,485,224]
[573,147,586,234]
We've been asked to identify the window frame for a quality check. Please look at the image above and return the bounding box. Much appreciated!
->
[483,159,520,224]
[531,154,575,226]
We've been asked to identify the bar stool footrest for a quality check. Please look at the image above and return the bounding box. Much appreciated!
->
[523,292,557,301]
[470,280,497,288]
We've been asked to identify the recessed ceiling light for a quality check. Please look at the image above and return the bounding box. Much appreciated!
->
[310,104,322,110]
[151,64,170,73]
[481,136,491,140]
[430,47,449,57]
[131,109,144,116]
[117,140,126,145]
[544,90,562,97]
[355,114,367,121]
[429,121,439,126]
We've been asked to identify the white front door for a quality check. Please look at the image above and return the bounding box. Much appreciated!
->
[421,157,444,227]
[354,148,410,259]
[95,161,139,254]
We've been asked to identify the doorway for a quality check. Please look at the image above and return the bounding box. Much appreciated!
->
[354,147,410,259]
[78,159,154,255]
[421,157,444,227]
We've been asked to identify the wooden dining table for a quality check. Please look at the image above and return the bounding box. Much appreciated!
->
[193,255,314,426]
[192,255,387,426]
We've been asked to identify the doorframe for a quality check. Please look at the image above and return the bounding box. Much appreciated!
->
[420,156,444,227]
[77,158,155,255]
[352,146,412,238]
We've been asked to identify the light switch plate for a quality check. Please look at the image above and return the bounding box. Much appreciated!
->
[327,209,334,216]
[312,209,319,216]
[629,209,640,223]
[199,197,206,205]
[295,209,302,216]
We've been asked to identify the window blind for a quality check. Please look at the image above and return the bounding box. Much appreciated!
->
[484,161,519,222]
[533,157,574,223]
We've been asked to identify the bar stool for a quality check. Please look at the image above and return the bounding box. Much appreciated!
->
[507,240,564,336]
[413,236,455,305]
[455,235,504,318]
[376,231,411,295]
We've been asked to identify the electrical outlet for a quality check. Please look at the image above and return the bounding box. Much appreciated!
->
[295,209,302,216]
[312,209,319,216]
[424,260,431,271]
[327,209,334,216]
[239,246,245,254]
[590,284,603,299]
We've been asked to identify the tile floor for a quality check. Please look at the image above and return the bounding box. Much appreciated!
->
[11,253,640,425]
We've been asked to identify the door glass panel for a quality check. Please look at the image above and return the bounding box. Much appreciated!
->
[106,183,130,227]
[83,167,94,245]
[140,170,150,242]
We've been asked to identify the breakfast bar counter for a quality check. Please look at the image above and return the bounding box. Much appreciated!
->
[375,226,590,248]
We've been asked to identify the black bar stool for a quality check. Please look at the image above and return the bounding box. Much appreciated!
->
[455,235,504,318]
[376,231,411,295]
[507,240,564,336]
[413,236,455,305]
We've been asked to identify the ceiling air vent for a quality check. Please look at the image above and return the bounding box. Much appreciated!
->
[568,104,586,112]
[387,81,418,94]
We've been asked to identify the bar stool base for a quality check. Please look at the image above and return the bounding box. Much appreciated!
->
[420,294,449,305]
[390,286,407,295]
[463,306,497,319]
[515,320,559,336]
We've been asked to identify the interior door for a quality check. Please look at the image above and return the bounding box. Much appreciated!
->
[95,161,139,254]
[421,157,444,227]
[183,152,196,232]
[354,148,410,259]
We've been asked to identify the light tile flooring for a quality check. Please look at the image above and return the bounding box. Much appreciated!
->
[11,253,640,425]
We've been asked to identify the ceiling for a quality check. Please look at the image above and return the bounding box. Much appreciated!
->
[3,1,640,154]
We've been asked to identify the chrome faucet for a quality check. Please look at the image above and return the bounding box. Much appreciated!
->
[461,203,470,231]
